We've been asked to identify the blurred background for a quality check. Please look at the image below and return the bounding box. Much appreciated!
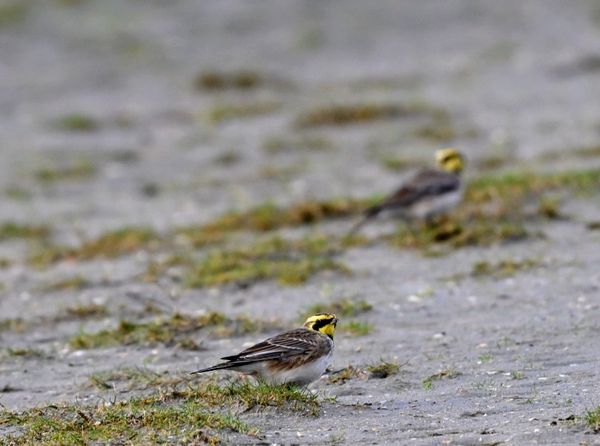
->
[2,0,600,234]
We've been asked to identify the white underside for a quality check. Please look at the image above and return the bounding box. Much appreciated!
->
[235,351,332,386]
[387,187,464,220]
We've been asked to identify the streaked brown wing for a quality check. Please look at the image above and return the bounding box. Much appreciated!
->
[220,328,318,363]
[382,169,460,209]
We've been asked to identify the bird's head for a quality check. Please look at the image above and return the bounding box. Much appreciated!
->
[303,313,338,339]
[435,148,464,174]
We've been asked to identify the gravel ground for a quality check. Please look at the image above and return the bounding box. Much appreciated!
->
[1,1,600,444]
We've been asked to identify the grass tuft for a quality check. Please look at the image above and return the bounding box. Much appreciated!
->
[194,70,263,91]
[302,298,372,319]
[585,406,600,432]
[470,258,541,279]
[31,227,159,265]
[0,385,256,445]
[367,360,400,379]
[69,312,283,349]
[53,113,99,131]
[185,236,348,288]
[35,158,96,183]
[205,101,281,123]
[0,222,50,241]
[294,102,448,128]
[422,369,461,390]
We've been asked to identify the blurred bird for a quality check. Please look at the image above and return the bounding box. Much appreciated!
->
[348,148,465,235]
[191,313,337,386]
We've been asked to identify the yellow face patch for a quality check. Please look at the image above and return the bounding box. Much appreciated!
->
[435,148,464,173]
[304,313,337,338]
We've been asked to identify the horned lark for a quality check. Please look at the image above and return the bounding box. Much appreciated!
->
[349,148,465,234]
[191,313,337,386]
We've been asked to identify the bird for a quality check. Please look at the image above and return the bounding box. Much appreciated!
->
[191,313,337,386]
[348,148,465,235]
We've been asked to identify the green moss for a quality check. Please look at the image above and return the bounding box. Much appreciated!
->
[5,186,32,201]
[585,406,600,432]
[467,168,600,204]
[340,321,373,337]
[31,227,160,265]
[263,135,334,154]
[470,258,541,279]
[65,303,108,319]
[53,113,99,132]
[0,1,27,27]
[388,219,529,252]
[294,102,448,128]
[367,360,400,379]
[327,366,364,384]
[69,312,283,349]
[0,386,254,445]
[537,196,562,219]
[0,222,50,241]
[4,347,45,358]
[34,158,97,182]
[0,318,27,333]
[213,150,241,166]
[194,70,263,91]
[203,198,367,233]
[185,236,347,288]
[43,276,90,292]
[587,221,600,231]
[302,298,372,319]
[205,101,281,123]
[378,155,416,171]
[215,382,319,415]
[422,369,461,390]
[0,258,11,268]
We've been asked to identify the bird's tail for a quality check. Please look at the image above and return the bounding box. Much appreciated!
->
[190,362,234,375]
[346,205,382,237]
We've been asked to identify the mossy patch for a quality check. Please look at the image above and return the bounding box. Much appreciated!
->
[0,222,50,241]
[53,113,99,132]
[263,135,335,154]
[205,101,281,123]
[5,186,32,201]
[0,318,27,333]
[302,298,372,319]
[367,360,401,379]
[30,227,160,265]
[0,386,255,445]
[185,236,348,288]
[34,158,97,183]
[194,70,263,91]
[326,366,365,384]
[202,198,368,233]
[69,312,283,349]
[422,369,461,390]
[470,258,541,279]
[0,1,28,27]
[294,102,448,128]
[65,303,108,319]
[42,275,90,292]
[585,406,600,432]
[387,219,529,253]
[340,321,373,337]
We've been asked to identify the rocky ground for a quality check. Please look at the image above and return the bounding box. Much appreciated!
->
[1,0,600,444]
